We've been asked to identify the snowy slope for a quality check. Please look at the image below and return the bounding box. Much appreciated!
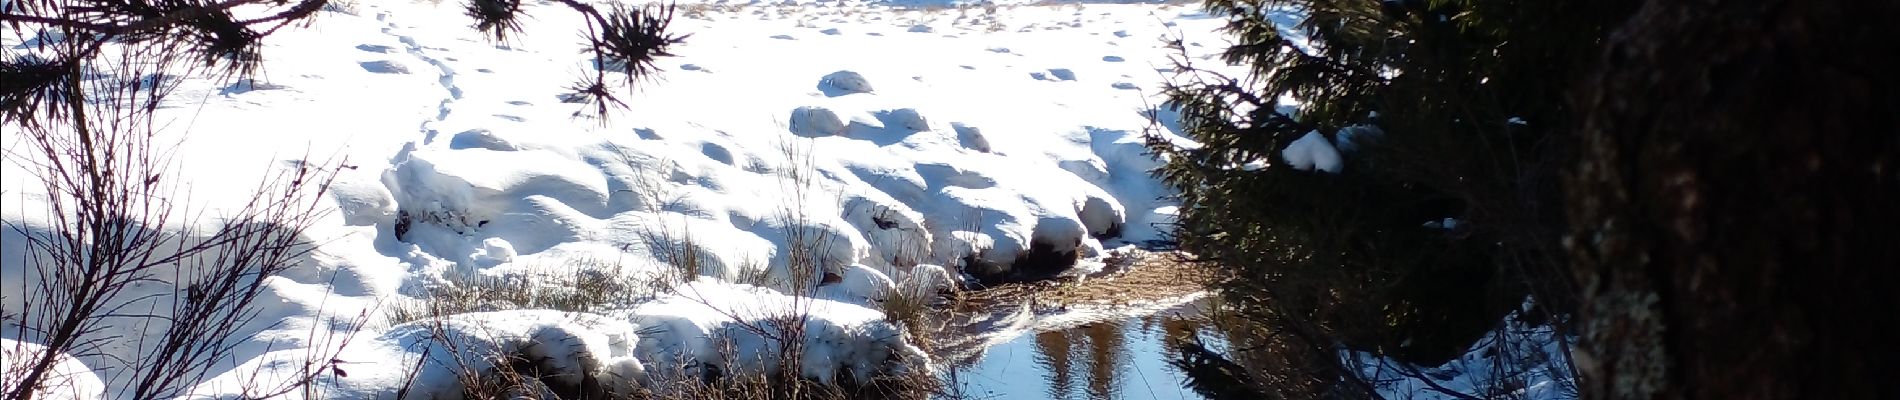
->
[2,0,1246,397]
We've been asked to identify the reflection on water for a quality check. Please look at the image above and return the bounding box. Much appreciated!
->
[946,301,1210,400]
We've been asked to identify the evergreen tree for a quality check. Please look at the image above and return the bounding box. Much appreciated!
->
[1149,0,1634,396]
[1160,0,1898,398]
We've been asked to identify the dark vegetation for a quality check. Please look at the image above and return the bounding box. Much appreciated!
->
[1151,0,1898,398]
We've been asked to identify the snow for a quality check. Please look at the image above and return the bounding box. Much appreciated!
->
[1281,130,1343,173]
[818,263,898,304]
[819,70,876,96]
[1346,300,1578,400]
[1423,217,1461,230]
[790,106,850,136]
[1333,123,1383,153]
[175,280,928,398]
[2,339,105,400]
[624,280,930,386]
[1,0,1246,397]
[900,263,959,297]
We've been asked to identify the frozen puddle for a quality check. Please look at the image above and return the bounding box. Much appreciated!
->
[946,300,1208,400]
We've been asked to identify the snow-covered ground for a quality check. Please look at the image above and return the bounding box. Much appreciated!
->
[3,0,1247,397]
[1346,300,1580,400]
[3,0,1575,397]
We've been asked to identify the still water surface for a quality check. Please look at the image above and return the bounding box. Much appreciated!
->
[947,303,1207,400]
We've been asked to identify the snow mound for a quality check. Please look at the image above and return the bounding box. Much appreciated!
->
[1078,194,1125,238]
[790,106,849,137]
[953,123,991,153]
[1281,130,1343,173]
[203,281,929,398]
[2,339,104,400]
[624,280,930,385]
[818,263,898,304]
[901,264,958,298]
[330,176,399,226]
[1347,300,1576,400]
[326,311,648,399]
[876,108,930,131]
[819,70,874,96]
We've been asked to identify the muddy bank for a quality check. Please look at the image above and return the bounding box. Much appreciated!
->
[922,251,1215,366]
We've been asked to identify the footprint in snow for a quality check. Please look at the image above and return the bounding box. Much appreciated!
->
[1102,55,1125,62]
[771,34,795,40]
[218,80,286,95]
[821,28,842,35]
[358,60,410,74]
[1113,30,1131,38]
[681,64,709,72]
[701,142,735,166]
[953,123,991,153]
[355,44,395,53]
[450,129,517,151]
[1034,68,1076,81]
[907,25,933,33]
[1111,82,1139,90]
[506,100,531,106]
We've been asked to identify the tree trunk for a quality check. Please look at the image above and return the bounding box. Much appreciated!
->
[1567,0,1900,398]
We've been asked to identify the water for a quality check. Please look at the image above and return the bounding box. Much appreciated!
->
[944,303,1207,400]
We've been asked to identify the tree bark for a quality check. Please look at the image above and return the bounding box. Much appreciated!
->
[1568,0,1900,398]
